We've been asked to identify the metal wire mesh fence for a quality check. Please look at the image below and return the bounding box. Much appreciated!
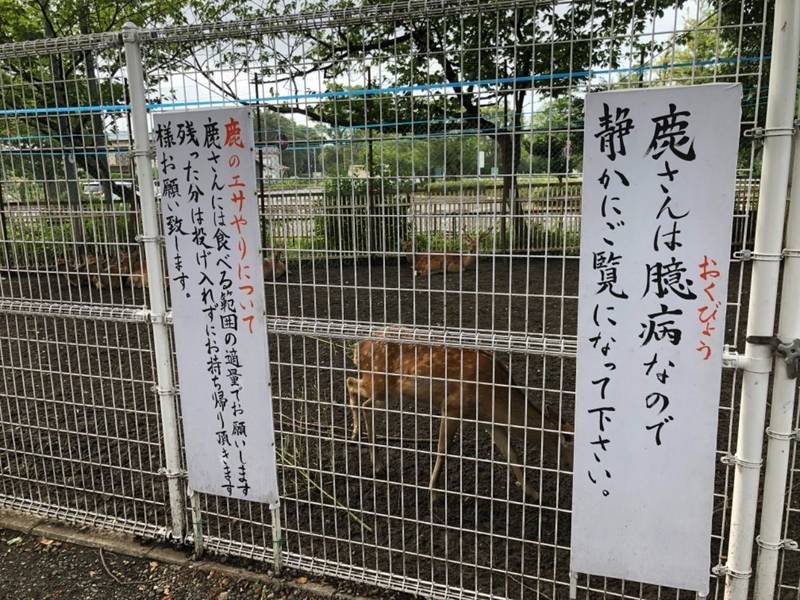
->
[0,34,169,537]
[0,1,797,599]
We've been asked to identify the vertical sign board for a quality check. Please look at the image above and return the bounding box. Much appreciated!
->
[153,107,279,505]
[571,84,741,593]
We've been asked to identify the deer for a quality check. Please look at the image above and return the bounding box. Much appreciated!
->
[55,254,107,289]
[54,255,85,287]
[55,250,147,290]
[402,230,484,277]
[346,338,573,500]
[444,233,480,274]
[127,252,149,289]
[93,251,136,290]
[263,250,287,280]
[101,250,148,289]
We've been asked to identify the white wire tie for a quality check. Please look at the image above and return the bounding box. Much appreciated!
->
[732,249,782,262]
[711,564,751,579]
[756,535,798,551]
[721,345,741,369]
[720,453,762,470]
[744,124,798,139]
[157,467,187,480]
[765,426,800,442]
[126,147,155,160]
[148,311,169,325]
[720,346,772,373]
[152,385,177,397]
[135,233,163,244]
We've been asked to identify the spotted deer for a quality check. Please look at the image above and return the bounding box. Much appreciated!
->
[346,339,572,500]
[263,250,287,280]
[402,232,482,277]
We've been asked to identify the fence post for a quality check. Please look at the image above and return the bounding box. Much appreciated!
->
[271,505,283,574]
[122,22,187,541]
[724,1,800,599]
[753,99,800,598]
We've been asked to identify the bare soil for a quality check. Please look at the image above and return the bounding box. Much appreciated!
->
[0,526,412,600]
[1,255,776,600]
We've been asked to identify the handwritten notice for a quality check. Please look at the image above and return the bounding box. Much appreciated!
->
[153,107,279,505]
[571,84,741,593]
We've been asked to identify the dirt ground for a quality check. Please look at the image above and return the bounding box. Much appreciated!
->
[0,254,776,599]
[0,526,413,600]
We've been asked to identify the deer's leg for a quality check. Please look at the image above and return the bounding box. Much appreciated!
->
[346,377,365,440]
[361,397,382,471]
[512,399,574,471]
[493,424,539,502]
[429,411,461,498]
[346,378,381,471]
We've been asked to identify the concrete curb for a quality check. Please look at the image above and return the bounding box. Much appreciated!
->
[0,509,374,600]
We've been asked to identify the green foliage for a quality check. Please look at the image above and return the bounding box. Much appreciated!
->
[407,231,469,253]
[0,0,265,218]
[653,8,770,172]
[4,203,132,265]
[322,175,412,196]
[528,222,580,255]
[315,178,409,252]
[256,112,326,178]
[424,177,579,197]
[527,96,585,179]
[304,0,688,206]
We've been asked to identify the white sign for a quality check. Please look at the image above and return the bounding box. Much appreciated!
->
[153,107,279,505]
[478,150,485,170]
[571,84,742,593]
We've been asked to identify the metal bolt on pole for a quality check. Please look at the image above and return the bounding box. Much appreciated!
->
[122,21,187,541]
[724,1,800,599]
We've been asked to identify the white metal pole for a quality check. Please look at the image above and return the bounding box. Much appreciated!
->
[725,2,800,599]
[189,487,204,559]
[753,101,800,600]
[122,22,187,541]
[271,505,283,574]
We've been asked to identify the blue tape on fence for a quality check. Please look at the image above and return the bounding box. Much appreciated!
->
[0,54,768,118]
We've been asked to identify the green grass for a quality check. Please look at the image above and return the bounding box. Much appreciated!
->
[262,178,323,191]
[424,176,579,194]
[3,202,135,265]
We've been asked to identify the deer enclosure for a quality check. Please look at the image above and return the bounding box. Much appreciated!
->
[2,1,798,600]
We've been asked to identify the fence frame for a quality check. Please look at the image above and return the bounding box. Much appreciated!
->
[752,61,800,600]
[0,2,798,599]
[122,22,186,542]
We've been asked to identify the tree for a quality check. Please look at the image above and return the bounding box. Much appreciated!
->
[247,1,688,247]
[527,95,584,183]
[2,0,709,250]
[0,0,261,243]
[654,5,779,171]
